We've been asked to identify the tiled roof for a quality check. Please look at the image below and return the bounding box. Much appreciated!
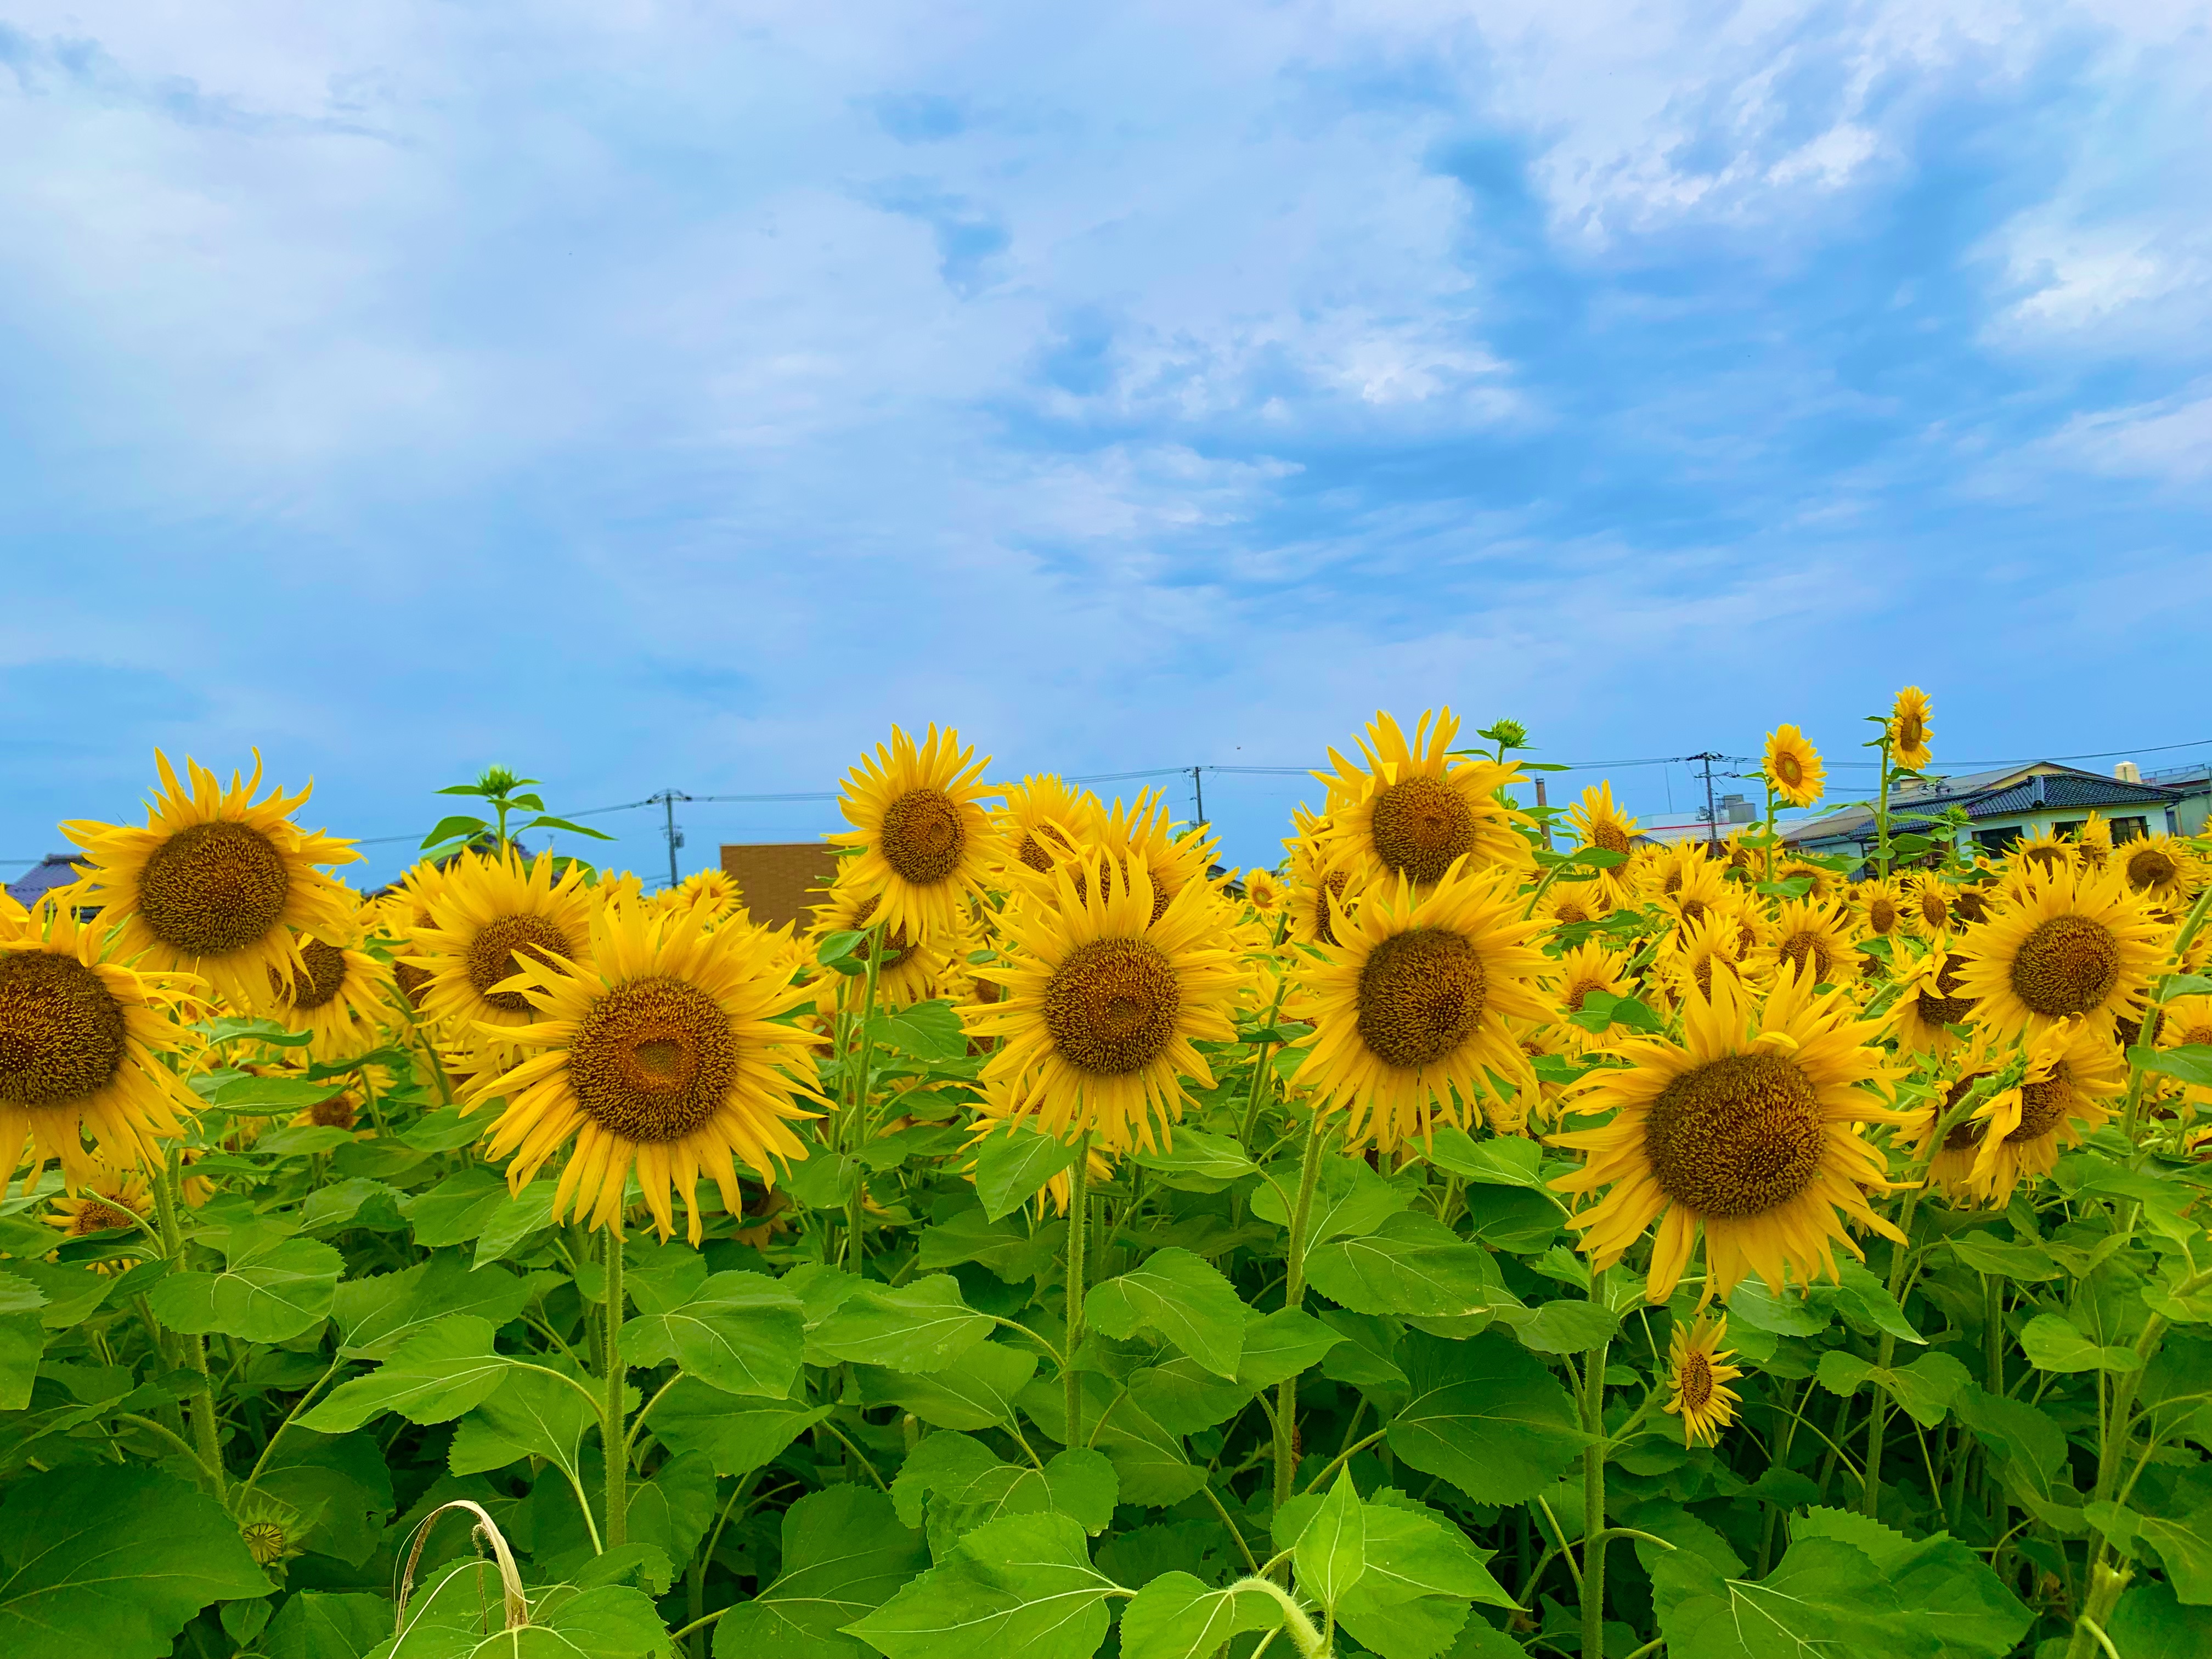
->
[1784,761,2185,848]
[3,854,86,907]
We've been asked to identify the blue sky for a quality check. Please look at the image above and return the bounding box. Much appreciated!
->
[3,2,2208,888]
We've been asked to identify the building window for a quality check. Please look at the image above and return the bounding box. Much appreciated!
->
[2053,820,2086,840]
[1973,826,2021,855]
[2108,816,2149,844]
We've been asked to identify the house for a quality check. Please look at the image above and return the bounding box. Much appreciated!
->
[1781,761,2197,866]
[2142,761,2212,836]
[4,853,87,909]
[719,843,842,931]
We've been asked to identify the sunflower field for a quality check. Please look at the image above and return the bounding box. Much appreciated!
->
[7,699,2212,1659]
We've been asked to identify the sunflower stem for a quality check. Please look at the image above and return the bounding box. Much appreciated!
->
[843,921,888,1271]
[1860,1182,1923,1518]
[1762,780,1777,888]
[602,1226,627,1550]
[1874,733,1894,879]
[1273,1116,1329,1509]
[1063,1134,1092,1448]
[149,1149,227,1497]
[1581,1269,1612,1659]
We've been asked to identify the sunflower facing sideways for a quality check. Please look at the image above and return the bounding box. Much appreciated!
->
[830,724,1000,940]
[1315,709,1536,888]
[1295,858,1552,1155]
[407,848,599,1067]
[1891,948,1977,1057]
[1566,782,1640,901]
[1957,1017,2125,1206]
[1888,687,1933,771]
[1664,1311,1744,1447]
[1550,966,1908,1302]
[61,752,359,1013]
[1763,725,1826,810]
[0,895,201,1192]
[467,901,824,1243]
[266,912,395,1061]
[962,850,1241,1154]
[808,876,952,1009]
[2119,834,2200,908]
[1952,862,2166,1045]
[993,774,1096,880]
[46,1169,152,1269]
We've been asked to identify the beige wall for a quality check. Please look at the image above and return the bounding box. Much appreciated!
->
[721,842,840,931]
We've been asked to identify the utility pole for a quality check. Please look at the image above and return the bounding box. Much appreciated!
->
[1533,778,1553,849]
[650,789,691,889]
[1190,766,1206,829]
[1687,753,1724,850]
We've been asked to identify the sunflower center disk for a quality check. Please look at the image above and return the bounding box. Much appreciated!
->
[2010,915,2121,1018]
[467,914,576,1013]
[567,975,736,1143]
[0,951,129,1107]
[1592,823,1633,856]
[2128,849,2177,890]
[1644,1052,1825,1220]
[74,1200,136,1234]
[850,896,914,970]
[1369,776,1477,884]
[308,1093,357,1129]
[138,820,291,956]
[880,788,966,885]
[1355,927,1487,1069]
[2185,1024,2212,1048]
[1678,1352,1714,1410]
[2011,1068,2077,1144]
[275,939,351,1011]
[1043,938,1181,1076]
[1919,893,1949,928]
[1916,955,1977,1029]
[1778,932,1832,984]
[1869,899,1898,936]
[1017,833,1056,874]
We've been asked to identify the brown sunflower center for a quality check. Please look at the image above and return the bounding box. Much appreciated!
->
[1553,895,1593,926]
[1644,1051,1825,1219]
[1677,1349,1714,1411]
[1042,938,1180,1076]
[849,896,914,970]
[1679,898,1710,927]
[1564,977,1606,1013]
[1368,776,1477,884]
[1591,823,1633,856]
[1916,955,1977,1030]
[1777,930,1835,985]
[1311,871,1351,948]
[72,1199,137,1235]
[1917,890,1949,929]
[566,975,736,1143]
[272,938,349,1011]
[467,914,575,1013]
[1897,712,1926,751]
[1940,1074,1989,1150]
[1775,752,1804,788]
[880,787,966,885]
[2126,848,2179,891]
[394,960,434,1008]
[2010,915,2121,1019]
[137,820,291,956]
[2009,1065,2078,1144]
[1868,898,1899,936]
[1017,833,1056,874]
[2023,844,2068,871]
[1951,888,1993,925]
[2180,1023,2212,1047]
[0,950,129,1107]
[1355,927,1487,1069]
[308,1092,357,1130]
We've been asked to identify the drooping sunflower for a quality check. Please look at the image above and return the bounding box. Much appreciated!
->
[1550,968,1907,1302]
[0,896,202,1193]
[830,724,1000,940]
[1294,858,1553,1155]
[2119,835,2200,907]
[61,752,359,1012]
[808,876,952,1009]
[1763,726,1825,810]
[994,774,1097,880]
[1747,898,1860,989]
[1952,863,2166,1045]
[469,902,825,1242]
[1315,709,1536,887]
[1285,809,1362,949]
[1888,688,1933,772]
[1567,783,1640,900]
[2075,811,2113,871]
[265,913,394,1062]
[46,1170,153,1270]
[1663,1311,1744,1448]
[407,848,599,1066]
[963,851,1241,1154]
[1891,948,1977,1057]
[1852,877,1909,942]
[1911,1039,2004,1202]
[1958,1017,2125,1206]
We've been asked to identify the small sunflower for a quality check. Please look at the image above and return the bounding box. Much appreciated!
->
[1664,1311,1744,1447]
[808,877,952,1009]
[1243,867,1285,917]
[1953,864,2166,1045]
[1652,911,1746,1011]
[830,725,1000,940]
[289,1087,365,1135]
[407,849,597,1066]
[1548,940,1632,1028]
[2075,812,2113,871]
[963,1078,1119,1217]
[1888,687,1933,771]
[1852,878,1909,942]
[2157,995,2212,1105]
[46,1171,152,1269]
[1775,857,1838,904]
[61,752,359,1013]
[1910,1034,2004,1203]
[2008,826,2074,884]
[1748,899,1860,989]
[1959,1017,2125,1206]
[1903,874,1954,936]
[1285,810,1361,949]
[1538,881,1613,930]
[1892,949,1977,1057]
[1058,790,1218,927]
[1649,847,1731,934]
[994,774,1097,879]
[1294,858,1553,1155]
[266,916,394,1062]
[1567,783,1640,898]
[662,868,747,927]
[963,851,1242,1154]
[2120,836,2199,906]
[1,896,201,1193]
[1550,968,1907,1302]
[1764,726,1825,810]
[469,904,825,1243]
[1315,709,1536,887]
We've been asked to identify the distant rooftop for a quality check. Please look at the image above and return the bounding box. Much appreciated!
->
[1783,761,2191,848]
[3,854,86,909]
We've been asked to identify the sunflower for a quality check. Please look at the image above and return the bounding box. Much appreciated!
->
[1649,847,1731,934]
[1567,783,1640,899]
[1888,688,1932,772]
[1,896,202,1193]
[2158,995,2212,1105]
[1892,948,1977,1057]
[1764,726,1825,809]
[1550,968,1907,1302]
[1285,810,1361,949]
[1652,911,1746,1010]
[1060,790,1219,927]
[290,1088,365,1134]
[1852,878,1909,942]
[1243,867,1285,917]
[46,1170,152,1269]
[662,868,747,928]
[2120,836,2200,906]
[2008,826,2074,884]
[1548,940,1632,1026]
[1953,864,2166,1045]
[963,851,1241,1154]
[830,725,1001,940]
[1947,882,1999,929]
[994,775,1097,879]
[1538,881,1613,930]
[1663,1312,1744,1447]
[808,876,952,1009]
[1775,857,1837,904]
[1909,1033,2005,1202]
[264,913,394,1062]
[468,902,824,1243]
[1958,1018,2125,1206]
[2075,812,2113,871]
[1315,709,1536,887]
[963,1078,1119,1217]
[61,752,359,1013]
[1747,899,1860,989]
[1294,858,1552,1155]
[1903,874,1955,937]
[407,848,599,1066]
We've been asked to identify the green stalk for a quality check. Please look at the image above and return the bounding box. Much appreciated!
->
[1762,778,1778,886]
[1063,1136,1092,1448]
[2123,880,2212,1141]
[1860,1182,1923,1518]
[844,922,887,1271]
[150,1152,225,1496]
[602,1227,628,1549]
[1581,1270,1612,1659]
[1273,1119,1329,1508]
[1874,733,1893,878]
